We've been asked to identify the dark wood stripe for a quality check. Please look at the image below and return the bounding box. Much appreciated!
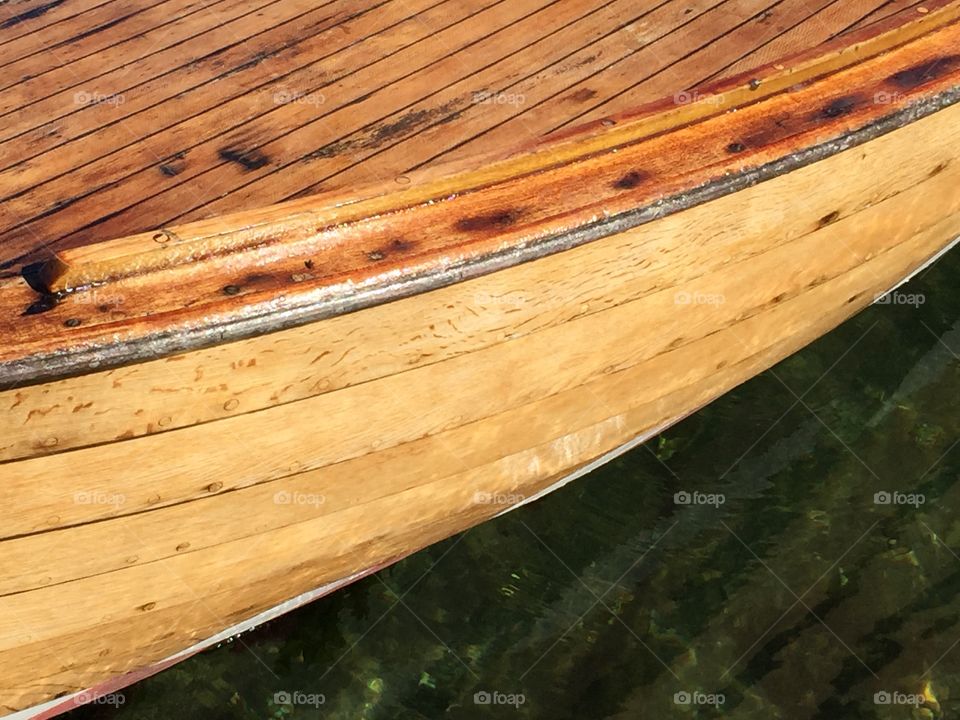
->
[172,0,680,213]
[0,0,523,241]
[0,0,120,43]
[0,0,231,82]
[304,0,750,183]
[546,0,790,133]
[698,0,845,86]
[0,0,496,263]
[0,0,309,127]
[836,0,926,35]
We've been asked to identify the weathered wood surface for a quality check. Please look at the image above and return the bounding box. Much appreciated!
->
[0,2,958,716]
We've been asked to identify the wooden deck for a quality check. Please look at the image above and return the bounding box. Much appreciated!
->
[0,0,932,272]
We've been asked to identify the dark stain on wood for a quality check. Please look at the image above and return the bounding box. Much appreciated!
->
[726,142,747,153]
[62,15,130,45]
[818,210,841,228]
[820,95,861,118]
[569,88,598,103]
[370,110,435,147]
[23,294,59,316]
[370,110,431,142]
[612,170,650,190]
[304,140,351,161]
[304,101,462,162]
[21,262,53,294]
[222,49,282,79]
[0,0,66,28]
[456,208,525,232]
[888,55,960,90]
[559,55,596,73]
[158,151,186,177]
[48,194,82,213]
[366,238,417,262]
[368,101,461,148]
[243,273,273,285]
[218,147,270,171]
[390,238,415,252]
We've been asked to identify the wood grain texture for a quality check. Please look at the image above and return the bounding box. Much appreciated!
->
[0,4,959,716]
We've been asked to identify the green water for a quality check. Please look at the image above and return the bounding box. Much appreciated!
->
[69,247,960,720]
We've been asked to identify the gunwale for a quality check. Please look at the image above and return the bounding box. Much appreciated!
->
[1,0,959,387]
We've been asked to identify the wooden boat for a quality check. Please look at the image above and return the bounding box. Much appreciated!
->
[1,0,959,714]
